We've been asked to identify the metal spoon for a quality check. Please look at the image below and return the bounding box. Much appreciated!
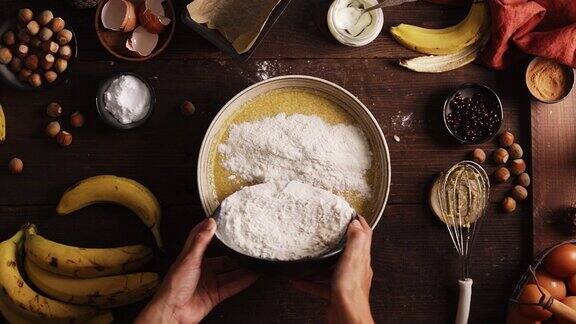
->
[362,0,418,13]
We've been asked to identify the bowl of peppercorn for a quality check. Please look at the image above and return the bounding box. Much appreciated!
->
[443,83,503,145]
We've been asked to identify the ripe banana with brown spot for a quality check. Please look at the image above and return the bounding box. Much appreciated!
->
[0,103,6,143]
[25,224,153,278]
[0,229,97,322]
[24,257,159,308]
[56,175,163,248]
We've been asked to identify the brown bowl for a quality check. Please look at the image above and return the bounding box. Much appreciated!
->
[95,0,175,61]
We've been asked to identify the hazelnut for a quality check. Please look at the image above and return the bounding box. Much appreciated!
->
[58,45,72,60]
[50,17,65,33]
[16,44,29,58]
[17,29,30,43]
[24,54,38,70]
[26,20,40,36]
[8,158,23,174]
[0,48,12,64]
[18,68,32,82]
[8,57,22,73]
[510,159,526,175]
[42,41,59,54]
[470,148,486,164]
[508,143,523,159]
[37,10,54,26]
[512,185,528,201]
[46,102,62,117]
[70,112,85,127]
[2,31,15,46]
[502,197,517,213]
[38,27,53,41]
[30,36,42,48]
[44,70,57,83]
[28,73,42,87]
[57,29,72,45]
[56,131,72,146]
[493,148,509,165]
[499,131,514,147]
[518,173,531,187]
[494,167,511,183]
[45,121,61,137]
[41,53,54,70]
[181,100,195,116]
[54,58,67,73]
[18,9,34,24]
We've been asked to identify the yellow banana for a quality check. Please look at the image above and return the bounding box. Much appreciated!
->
[0,103,5,143]
[56,175,162,248]
[25,224,153,278]
[0,230,97,322]
[0,288,31,324]
[24,257,159,308]
[390,1,490,55]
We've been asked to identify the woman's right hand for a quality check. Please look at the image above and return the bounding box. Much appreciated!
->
[292,216,375,324]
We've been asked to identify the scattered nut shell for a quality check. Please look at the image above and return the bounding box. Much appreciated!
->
[508,143,523,159]
[0,48,12,64]
[41,53,54,70]
[512,185,528,201]
[54,58,67,73]
[17,29,30,43]
[499,131,514,147]
[8,158,23,174]
[37,10,54,26]
[56,131,72,146]
[493,148,509,165]
[28,73,41,87]
[502,197,517,213]
[57,29,72,45]
[180,100,195,116]
[24,54,38,70]
[42,41,59,54]
[2,31,15,46]
[50,17,65,33]
[38,27,53,41]
[470,148,486,164]
[70,112,85,127]
[8,57,22,73]
[18,9,33,24]
[26,20,40,36]
[510,159,526,175]
[16,44,29,58]
[495,167,511,183]
[44,70,57,83]
[18,68,32,82]
[58,45,72,60]
[46,102,62,117]
[518,173,531,187]
[45,121,61,137]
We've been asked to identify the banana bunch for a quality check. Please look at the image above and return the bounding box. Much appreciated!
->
[56,175,163,248]
[0,103,6,143]
[0,225,159,323]
[391,0,491,72]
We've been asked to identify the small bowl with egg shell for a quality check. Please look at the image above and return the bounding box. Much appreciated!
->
[0,16,78,91]
[95,72,155,130]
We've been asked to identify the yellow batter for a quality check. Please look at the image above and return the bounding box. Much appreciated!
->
[209,88,378,221]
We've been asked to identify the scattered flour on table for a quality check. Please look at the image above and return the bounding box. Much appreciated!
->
[217,181,355,260]
[217,113,373,197]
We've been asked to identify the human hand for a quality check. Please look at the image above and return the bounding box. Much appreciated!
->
[136,218,259,324]
[292,216,374,324]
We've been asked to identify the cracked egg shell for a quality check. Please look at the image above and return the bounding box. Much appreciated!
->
[138,0,171,34]
[126,26,159,57]
[101,0,137,32]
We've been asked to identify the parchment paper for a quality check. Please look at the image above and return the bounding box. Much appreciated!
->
[186,0,281,54]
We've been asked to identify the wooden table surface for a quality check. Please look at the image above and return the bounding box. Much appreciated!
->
[0,1,534,323]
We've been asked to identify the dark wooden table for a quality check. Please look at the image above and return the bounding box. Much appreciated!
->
[0,1,533,323]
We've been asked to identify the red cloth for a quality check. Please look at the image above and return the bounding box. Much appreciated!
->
[427,0,576,69]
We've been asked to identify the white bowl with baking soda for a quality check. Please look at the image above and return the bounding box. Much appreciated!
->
[197,75,391,235]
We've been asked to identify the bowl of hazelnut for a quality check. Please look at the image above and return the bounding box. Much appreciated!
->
[0,8,77,91]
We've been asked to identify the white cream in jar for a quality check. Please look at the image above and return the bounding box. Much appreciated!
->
[327,0,383,47]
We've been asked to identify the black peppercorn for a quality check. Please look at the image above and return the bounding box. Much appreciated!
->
[445,92,501,143]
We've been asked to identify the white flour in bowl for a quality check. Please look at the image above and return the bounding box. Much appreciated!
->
[217,113,373,197]
[217,181,355,260]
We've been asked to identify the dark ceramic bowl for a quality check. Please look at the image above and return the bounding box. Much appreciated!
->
[211,206,356,277]
[95,72,155,130]
[0,17,78,91]
[443,83,503,145]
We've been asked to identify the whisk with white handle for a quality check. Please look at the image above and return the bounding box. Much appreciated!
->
[432,161,490,324]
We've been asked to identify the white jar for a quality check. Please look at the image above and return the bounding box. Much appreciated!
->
[327,0,384,47]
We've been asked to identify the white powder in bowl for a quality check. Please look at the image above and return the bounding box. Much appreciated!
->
[104,75,151,124]
[217,181,355,260]
[218,113,373,198]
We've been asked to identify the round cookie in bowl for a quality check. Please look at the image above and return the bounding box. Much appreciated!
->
[197,75,390,273]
